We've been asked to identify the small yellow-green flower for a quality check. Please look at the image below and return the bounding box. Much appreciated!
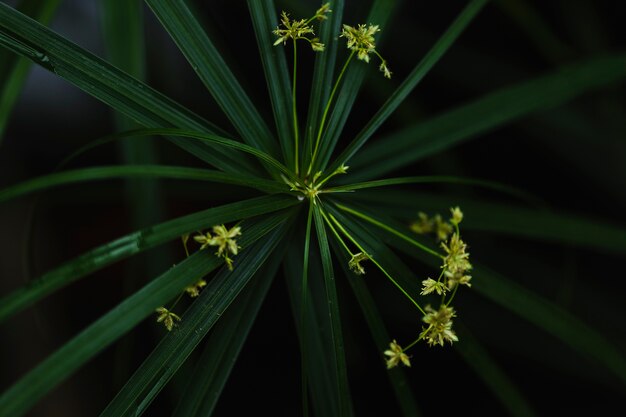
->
[185,279,207,298]
[420,278,447,296]
[156,307,181,331]
[379,60,392,79]
[314,3,332,20]
[341,23,379,62]
[349,252,370,275]
[444,270,472,290]
[450,206,464,226]
[421,305,458,347]
[193,231,213,251]
[441,233,471,275]
[210,225,241,257]
[273,11,315,46]
[433,214,453,241]
[410,212,433,234]
[384,340,411,369]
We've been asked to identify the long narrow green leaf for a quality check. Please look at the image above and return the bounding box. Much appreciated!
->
[301,0,344,169]
[328,238,421,417]
[101,0,166,234]
[313,204,353,416]
[455,326,538,417]
[0,213,290,417]
[247,0,294,168]
[172,239,287,417]
[347,190,626,255]
[472,264,626,385]
[0,165,286,201]
[0,195,300,322]
[0,0,61,142]
[92,128,293,179]
[100,219,291,417]
[326,0,488,175]
[284,240,340,417]
[300,202,315,415]
[145,0,279,158]
[350,54,626,181]
[315,0,399,173]
[327,175,540,204]
[0,3,259,174]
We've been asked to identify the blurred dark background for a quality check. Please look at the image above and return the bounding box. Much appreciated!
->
[1,0,625,415]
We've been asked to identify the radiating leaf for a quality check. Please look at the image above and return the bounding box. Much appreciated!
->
[0,213,291,417]
[348,190,626,255]
[455,325,538,417]
[0,195,299,322]
[313,204,353,416]
[172,239,287,417]
[145,0,280,159]
[327,0,488,174]
[301,0,344,169]
[314,0,399,173]
[284,239,341,417]
[328,238,421,417]
[0,165,286,202]
[247,0,294,168]
[0,0,61,142]
[350,54,626,181]
[0,3,259,174]
[100,218,291,417]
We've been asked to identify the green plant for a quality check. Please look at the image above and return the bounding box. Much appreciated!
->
[1,0,626,416]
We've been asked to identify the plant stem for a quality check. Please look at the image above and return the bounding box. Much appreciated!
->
[327,212,426,315]
[319,206,354,255]
[335,202,443,258]
[403,333,426,352]
[308,51,355,176]
[292,40,300,175]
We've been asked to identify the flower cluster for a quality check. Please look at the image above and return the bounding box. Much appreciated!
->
[384,340,411,369]
[340,23,391,78]
[421,304,458,346]
[384,207,471,369]
[349,252,370,275]
[155,225,242,331]
[273,3,332,51]
[155,307,181,331]
[410,212,453,241]
[194,224,242,270]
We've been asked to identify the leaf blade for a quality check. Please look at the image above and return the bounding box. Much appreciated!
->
[0,213,291,417]
[350,54,626,180]
[247,0,294,168]
[327,0,489,174]
[0,195,299,322]
[145,0,279,158]
[313,204,353,416]
[100,218,291,417]
[0,3,257,173]
[0,165,286,202]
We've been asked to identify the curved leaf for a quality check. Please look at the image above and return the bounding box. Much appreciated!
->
[0,213,291,417]
[247,0,294,168]
[350,54,626,181]
[326,0,488,175]
[0,3,258,174]
[0,165,286,202]
[99,218,291,417]
[145,0,280,158]
[0,195,300,322]
[172,240,286,417]
[313,204,353,416]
